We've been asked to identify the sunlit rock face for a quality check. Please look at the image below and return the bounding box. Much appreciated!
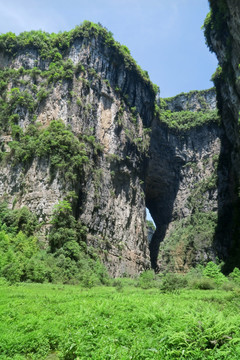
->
[0,31,156,277]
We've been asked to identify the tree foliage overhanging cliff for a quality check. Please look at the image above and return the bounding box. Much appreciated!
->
[0,20,159,96]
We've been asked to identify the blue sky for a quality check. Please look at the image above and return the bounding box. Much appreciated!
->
[1,0,217,98]
[0,0,217,222]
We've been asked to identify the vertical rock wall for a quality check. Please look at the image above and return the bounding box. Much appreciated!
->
[146,90,229,272]
[0,31,156,276]
[203,0,240,270]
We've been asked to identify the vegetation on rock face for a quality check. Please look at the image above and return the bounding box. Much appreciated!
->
[9,120,90,182]
[0,20,156,279]
[0,21,158,96]
[0,61,105,179]
[146,219,156,231]
[203,0,230,55]
[154,89,221,271]
[203,0,240,271]
[158,211,218,272]
[163,88,216,109]
[0,21,153,170]
[158,108,220,131]
[155,89,220,131]
[0,15,230,279]
[158,150,219,272]
[203,1,233,116]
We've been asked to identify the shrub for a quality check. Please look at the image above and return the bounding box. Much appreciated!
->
[0,203,39,236]
[112,279,124,291]
[190,277,216,290]
[37,88,49,102]
[228,267,240,284]
[81,271,100,288]
[186,264,204,279]
[221,281,235,292]
[0,276,8,285]
[203,261,227,286]
[0,201,109,286]
[25,257,49,283]
[159,109,220,131]
[49,200,79,251]
[138,270,156,289]
[1,258,24,283]
[159,273,188,292]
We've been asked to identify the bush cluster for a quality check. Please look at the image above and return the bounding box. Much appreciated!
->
[0,201,109,286]
[9,120,90,182]
[1,200,240,293]
[136,263,240,292]
[159,108,220,131]
[0,21,158,96]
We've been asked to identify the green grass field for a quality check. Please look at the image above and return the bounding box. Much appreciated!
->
[1,282,240,359]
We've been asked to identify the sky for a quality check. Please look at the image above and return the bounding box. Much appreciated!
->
[0,0,218,222]
[0,0,217,98]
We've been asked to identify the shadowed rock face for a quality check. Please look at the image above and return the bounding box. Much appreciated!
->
[146,91,231,272]
[146,121,182,269]
[204,0,240,271]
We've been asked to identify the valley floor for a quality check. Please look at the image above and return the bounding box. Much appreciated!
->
[0,282,240,359]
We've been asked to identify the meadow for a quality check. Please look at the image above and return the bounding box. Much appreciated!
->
[1,280,240,360]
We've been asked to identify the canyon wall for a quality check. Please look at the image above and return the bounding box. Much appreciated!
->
[0,21,235,275]
[0,24,156,276]
[203,0,240,270]
[147,90,230,272]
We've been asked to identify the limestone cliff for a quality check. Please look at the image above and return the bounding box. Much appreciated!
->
[164,88,216,112]
[0,22,232,276]
[0,23,156,276]
[146,89,230,272]
[203,0,240,270]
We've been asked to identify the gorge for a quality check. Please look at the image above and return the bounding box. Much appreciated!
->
[0,0,240,279]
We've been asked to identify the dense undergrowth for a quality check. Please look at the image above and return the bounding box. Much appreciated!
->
[1,204,240,359]
[1,200,240,289]
[1,281,240,359]
[0,202,108,286]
